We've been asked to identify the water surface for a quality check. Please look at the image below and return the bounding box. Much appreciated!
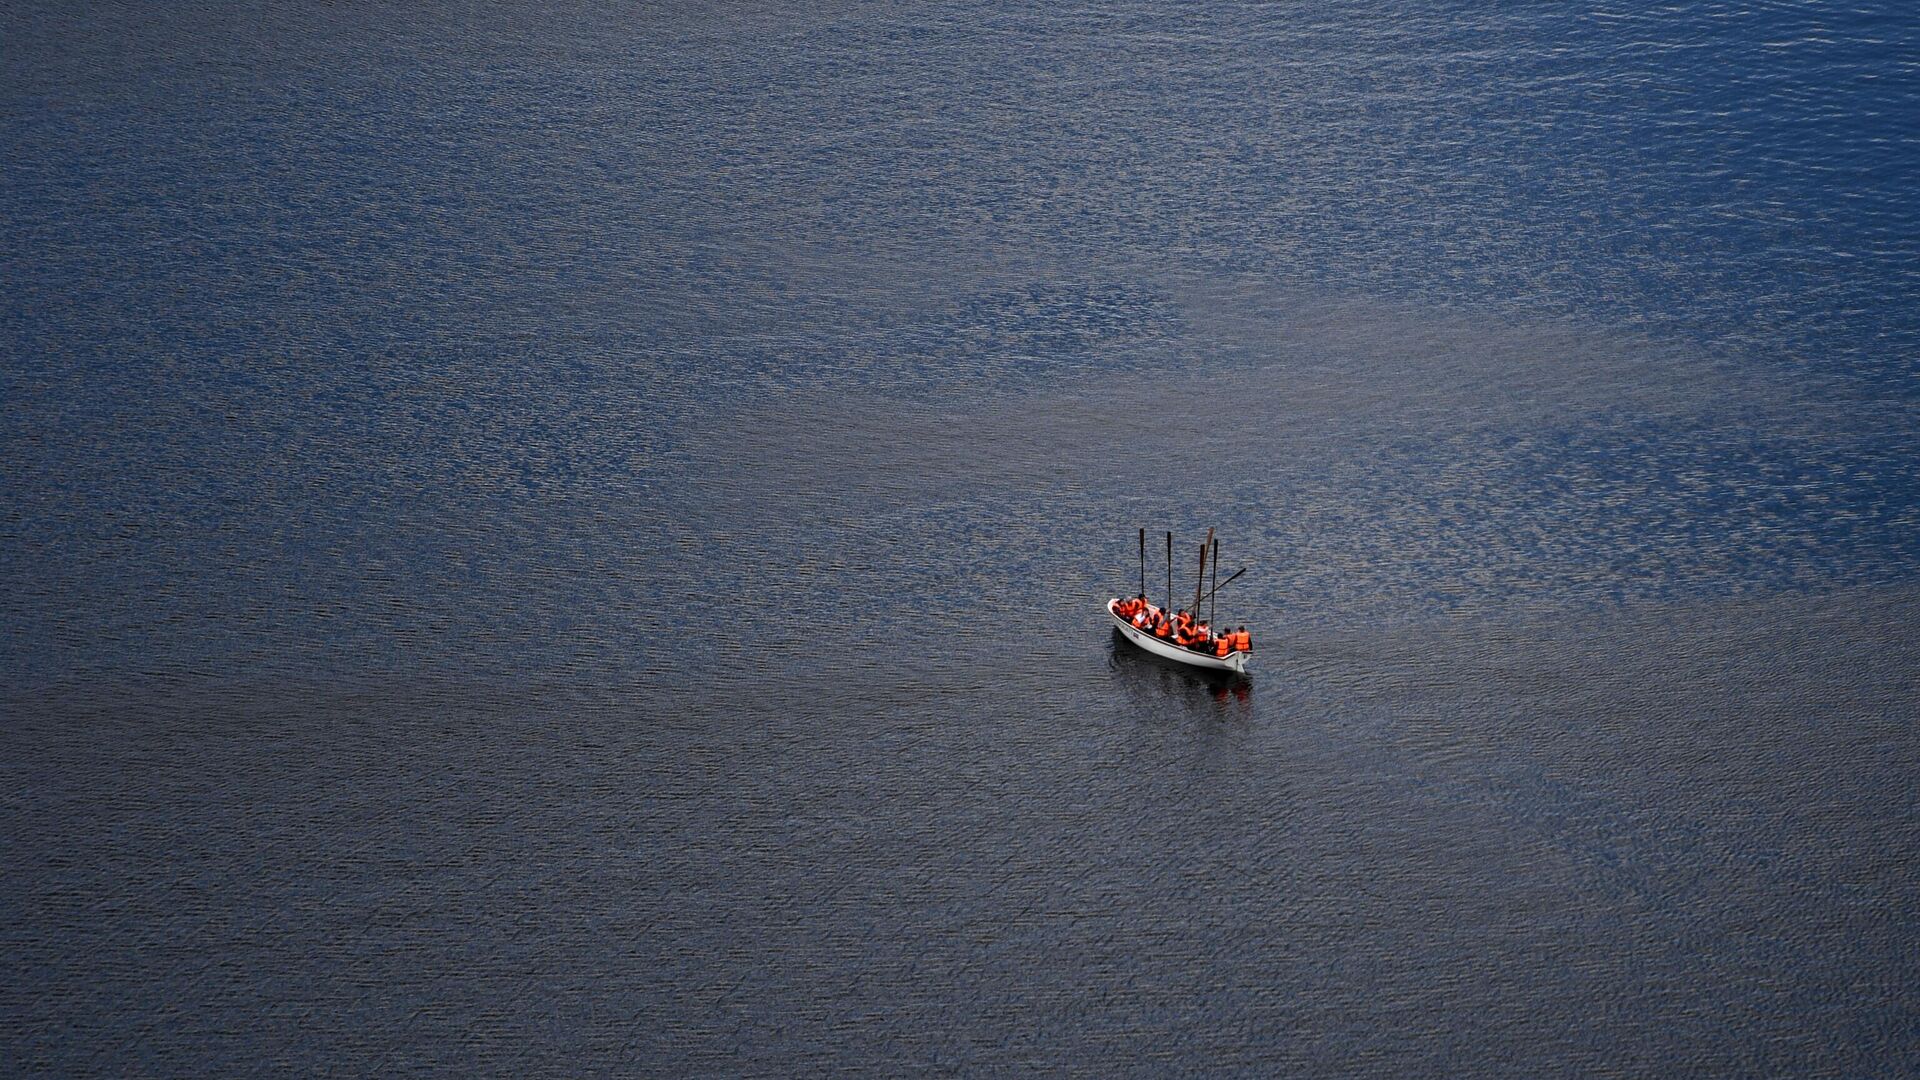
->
[4,1,1918,1074]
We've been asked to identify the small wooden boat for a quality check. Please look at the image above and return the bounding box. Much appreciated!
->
[1108,599,1250,675]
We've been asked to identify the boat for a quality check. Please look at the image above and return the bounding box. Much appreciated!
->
[1107,598,1250,675]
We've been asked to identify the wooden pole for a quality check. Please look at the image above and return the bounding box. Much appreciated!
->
[1193,527,1213,617]
[1199,567,1246,606]
[1165,531,1172,613]
[1210,536,1219,628]
[1138,528,1145,599]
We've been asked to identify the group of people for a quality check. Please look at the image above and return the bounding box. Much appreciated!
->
[1113,595,1251,657]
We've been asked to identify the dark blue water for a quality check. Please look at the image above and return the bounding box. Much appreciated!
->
[5,1,1918,1073]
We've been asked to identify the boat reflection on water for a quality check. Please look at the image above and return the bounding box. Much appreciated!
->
[1107,628,1252,715]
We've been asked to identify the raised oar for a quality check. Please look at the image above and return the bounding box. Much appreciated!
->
[1197,566,1247,607]
[1165,531,1173,613]
[1209,535,1219,628]
[1193,526,1214,616]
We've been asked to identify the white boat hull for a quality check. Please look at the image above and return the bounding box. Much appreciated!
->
[1108,599,1250,674]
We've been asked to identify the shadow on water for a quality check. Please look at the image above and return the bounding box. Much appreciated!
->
[1107,628,1252,717]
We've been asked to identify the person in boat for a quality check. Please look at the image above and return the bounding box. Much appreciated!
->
[1133,605,1152,630]
[1194,619,1212,650]
[1152,609,1174,638]
[1212,625,1250,656]
[1116,595,1138,620]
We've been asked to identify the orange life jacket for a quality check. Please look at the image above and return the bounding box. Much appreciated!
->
[1234,630,1251,652]
[1153,615,1171,638]
[1214,637,1231,657]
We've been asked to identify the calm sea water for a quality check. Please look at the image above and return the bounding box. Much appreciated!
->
[4,1,1918,1074]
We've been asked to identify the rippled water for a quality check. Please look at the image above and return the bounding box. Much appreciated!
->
[4,1,1918,1074]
